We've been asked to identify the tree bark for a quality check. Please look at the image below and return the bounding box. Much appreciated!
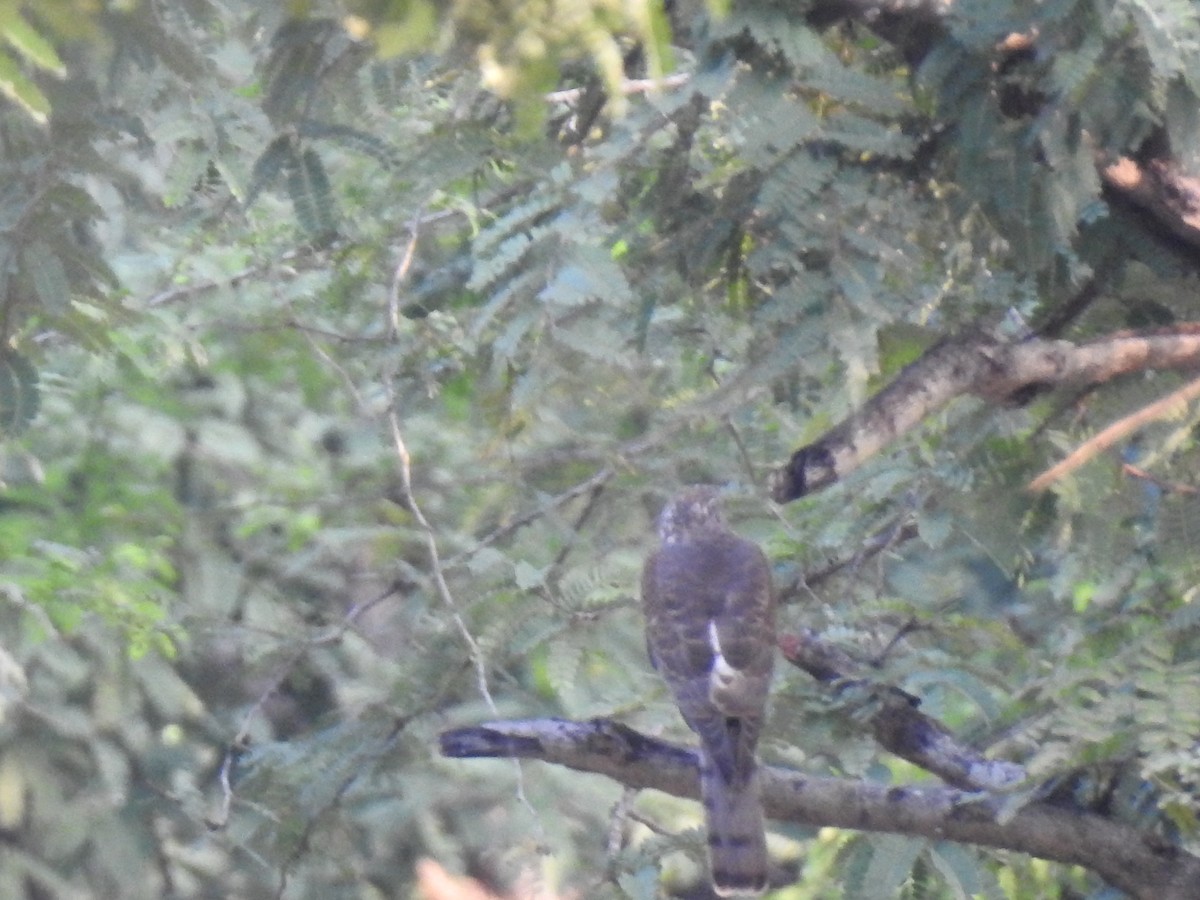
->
[439,717,1200,900]
[779,629,1024,792]
[771,326,1200,502]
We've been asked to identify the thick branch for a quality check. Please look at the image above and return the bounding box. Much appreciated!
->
[439,718,1200,900]
[780,629,1024,792]
[771,327,1200,502]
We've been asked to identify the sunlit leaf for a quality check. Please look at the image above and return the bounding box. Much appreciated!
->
[0,46,48,121]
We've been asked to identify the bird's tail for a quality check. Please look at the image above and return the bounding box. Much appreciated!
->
[700,753,769,896]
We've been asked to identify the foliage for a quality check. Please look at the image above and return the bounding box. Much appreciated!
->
[0,0,1197,897]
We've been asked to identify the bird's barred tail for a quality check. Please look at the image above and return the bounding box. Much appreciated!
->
[700,752,768,896]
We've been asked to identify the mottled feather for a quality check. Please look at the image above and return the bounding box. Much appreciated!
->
[642,486,775,896]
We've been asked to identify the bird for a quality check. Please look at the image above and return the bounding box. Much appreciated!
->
[641,486,776,896]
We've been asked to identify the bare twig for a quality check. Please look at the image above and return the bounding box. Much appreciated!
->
[448,466,616,567]
[724,416,760,488]
[300,328,366,409]
[378,212,497,712]
[385,413,498,713]
[550,480,608,570]
[591,787,640,894]
[387,216,422,338]
[147,247,312,307]
[1121,462,1200,495]
[146,207,465,311]
[781,518,919,601]
[377,213,547,849]
[545,73,691,105]
[202,208,469,833]
[1027,374,1200,492]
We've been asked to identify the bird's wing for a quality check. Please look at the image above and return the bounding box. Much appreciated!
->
[708,537,775,717]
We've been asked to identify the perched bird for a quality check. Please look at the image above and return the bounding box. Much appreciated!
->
[641,486,776,896]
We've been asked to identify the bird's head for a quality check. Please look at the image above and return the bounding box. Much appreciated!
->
[657,485,727,544]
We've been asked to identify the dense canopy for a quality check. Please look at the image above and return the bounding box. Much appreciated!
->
[2,0,1200,897]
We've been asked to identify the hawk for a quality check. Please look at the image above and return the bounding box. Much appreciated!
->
[641,486,775,896]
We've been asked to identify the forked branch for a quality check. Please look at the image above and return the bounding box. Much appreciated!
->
[771,327,1200,503]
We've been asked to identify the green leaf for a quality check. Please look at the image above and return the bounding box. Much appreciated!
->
[514,560,547,590]
[0,47,48,121]
[245,134,297,208]
[860,835,924,897]
[285,147,338,240]
[917,509,954,549]
[299,120,402,170]
[369,3,438,58]
[1,14,66,75]
[927,842,985,898]
[0,350,39,435]
[21,240,71,313]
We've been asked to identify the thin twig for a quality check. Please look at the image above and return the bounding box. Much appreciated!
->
[626,809,674,836]
[1120,462,1200,495]
[779,517,918,602]
[550,480,607,570]
[210,582,403,829]
[545,73,691,105]
[387,215,422,338]
[1027,374,1200,492]
[381,212,495,707]
[448,466,615,567]
[724,416,760,488]
[147,206,464,311]
[274,713,411,899]
[147,247,311,307]
[386,414,498,713]
[379,213,546,847]
[605,787,638,860]
[300,328,366,409]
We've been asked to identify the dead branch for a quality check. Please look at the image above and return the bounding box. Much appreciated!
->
[1121,462,1200,495]
[1027,373,1200,491]
[439,717,1200,900]
[771,327,1200,502]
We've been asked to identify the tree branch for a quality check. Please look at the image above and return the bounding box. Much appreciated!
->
[779,629,1024,792]
[439,717,1200,900]
[1026,373,1200,492]
[771,327,1200,502]
[1102,156,1200,250]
